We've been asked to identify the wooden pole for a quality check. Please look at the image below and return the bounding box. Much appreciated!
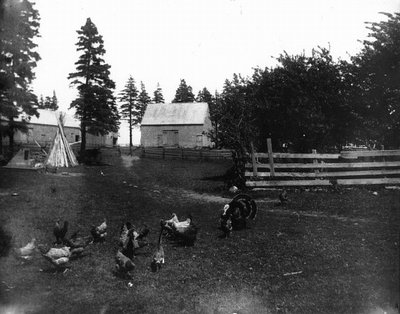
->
[267,138,275,177]
[312,149,319,176]
[250,142,258,177]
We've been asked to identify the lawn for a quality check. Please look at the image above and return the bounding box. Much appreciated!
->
[0,153,398,314]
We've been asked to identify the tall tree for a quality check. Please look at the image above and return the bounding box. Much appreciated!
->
[118,76,138,151]
[0,0,40,153]
[136,81,151,124]
[152,82,165,103]
[172,79,195,103]
[196,87,212,103]
[68,18,119,155]
[352,12,400,148]
[38,90,58,110]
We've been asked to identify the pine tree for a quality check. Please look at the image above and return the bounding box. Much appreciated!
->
[136,81,151,124]
[196,87,213,103]
[68,18,120,155]
[0,0,40,152]
[118,76,138,151]
[51,90,58,110]
[172,79,195,103]
[152,83,165,103]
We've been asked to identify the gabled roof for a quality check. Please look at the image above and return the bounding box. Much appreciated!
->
[26,109,80,128]
[141,102,209,125]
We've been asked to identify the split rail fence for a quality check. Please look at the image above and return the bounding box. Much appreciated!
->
[141,147,233,161]
[245,140,400,188]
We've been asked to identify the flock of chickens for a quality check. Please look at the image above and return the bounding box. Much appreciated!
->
[11,191,285,278]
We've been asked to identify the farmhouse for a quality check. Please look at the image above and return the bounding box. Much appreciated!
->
[1,109,117,148]
[140,102,213,148]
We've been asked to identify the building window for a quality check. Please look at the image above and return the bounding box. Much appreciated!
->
[75,135,80,142]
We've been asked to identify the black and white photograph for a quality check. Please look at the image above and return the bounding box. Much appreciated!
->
[0,0,399,313]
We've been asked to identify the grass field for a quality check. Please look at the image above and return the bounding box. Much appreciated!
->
[0,154,399,314]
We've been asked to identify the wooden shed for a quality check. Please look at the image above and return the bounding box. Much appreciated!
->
[140,102,213,148]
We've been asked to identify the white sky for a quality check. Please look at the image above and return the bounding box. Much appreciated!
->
[31,0,400,144]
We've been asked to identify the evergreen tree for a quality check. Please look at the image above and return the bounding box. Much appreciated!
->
[68,18,120,155]
[0,0,40,153]
[196,87,213,103]
[38,91,58,110]
[172,79,195,103]
[51,90,58,110]
[136,81,150,124]
[118,76,138,150]
[152,83,165,103]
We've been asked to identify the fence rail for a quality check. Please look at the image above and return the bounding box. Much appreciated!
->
[245,141,400,187]
[141,147,233,161]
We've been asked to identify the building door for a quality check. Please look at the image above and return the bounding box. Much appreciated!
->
[162,130,179,147]
[196,135,203,148]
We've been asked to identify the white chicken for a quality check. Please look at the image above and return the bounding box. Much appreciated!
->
[91,218,107,242]
[161,213,198,246]
[14,238,36,261]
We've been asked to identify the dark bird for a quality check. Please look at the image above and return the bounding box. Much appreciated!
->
[91,218,107,243]
[220,194,257,237]
[115,250,135,277]
[161,213,198,246]
[64,231,93,249]
[279,189,289,205]
[53,220,68,244]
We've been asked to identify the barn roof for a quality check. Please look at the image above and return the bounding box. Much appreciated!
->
[141,102,209,125]
[25,109,80,128]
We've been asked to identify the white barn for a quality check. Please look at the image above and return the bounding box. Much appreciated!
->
[140,102,213,148]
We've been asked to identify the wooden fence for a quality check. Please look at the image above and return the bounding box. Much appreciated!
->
[141,147,233,161]
[245,141,400,187]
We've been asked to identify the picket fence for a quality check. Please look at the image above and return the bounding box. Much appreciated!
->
[245,141,400,187]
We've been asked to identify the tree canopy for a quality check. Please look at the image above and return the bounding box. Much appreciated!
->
[68,17,119,153]
[118,76,138,149]
[172,79,195,103]
[0,0,40,151]
[153,83,165,103]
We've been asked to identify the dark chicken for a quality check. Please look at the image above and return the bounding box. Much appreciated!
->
[53,220,68,244]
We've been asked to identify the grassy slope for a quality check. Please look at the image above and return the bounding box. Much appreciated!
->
[0,156,398,314]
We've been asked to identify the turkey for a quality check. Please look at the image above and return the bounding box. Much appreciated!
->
[161,213,198,246]
[220,194,257,237]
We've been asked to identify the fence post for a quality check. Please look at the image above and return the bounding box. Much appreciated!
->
[142,147,145,158]
[162,147,165,159]
[267,138,275,177]
[250,142,258,177]
[181,148,184,159]
[312,149,319,177]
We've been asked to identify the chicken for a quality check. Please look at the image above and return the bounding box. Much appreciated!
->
[220,194,257,237]
[121,226,149,259]
[279,189,289,205]
[53,220,68,244]
[14,238,36,261]
[64,231,93,249]
[151,229,165,272]
[115,250,135,277]
[161,213,198,246]
[39,245,71,271]
[119,222,132,249]
[136,224,150,240]
[91,218,107,242]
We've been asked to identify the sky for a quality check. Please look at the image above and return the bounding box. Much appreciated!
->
[31,0,400,144]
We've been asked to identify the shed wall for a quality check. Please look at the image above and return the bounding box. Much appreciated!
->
[141,125,212,148]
